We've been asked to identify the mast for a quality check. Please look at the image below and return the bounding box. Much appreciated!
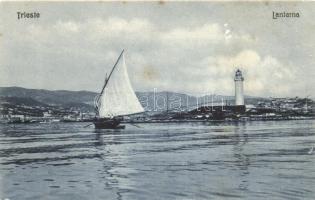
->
[95,50,125,112]
[100,49,125,96]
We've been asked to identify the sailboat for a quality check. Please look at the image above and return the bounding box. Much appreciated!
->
[93,49,144,129]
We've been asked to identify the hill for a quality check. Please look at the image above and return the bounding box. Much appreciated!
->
[0,96,48,107]
[0,87,97,105]
[0,87,267,112]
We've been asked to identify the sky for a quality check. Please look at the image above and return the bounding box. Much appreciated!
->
[0,1,315,98]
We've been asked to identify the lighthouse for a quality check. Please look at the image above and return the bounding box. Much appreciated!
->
[234,69,244,105]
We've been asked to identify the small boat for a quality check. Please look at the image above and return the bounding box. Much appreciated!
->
[93,50,144,129]
[93,117,124,129]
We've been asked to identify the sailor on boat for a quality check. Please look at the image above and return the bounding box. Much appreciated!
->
[93,49,144,129]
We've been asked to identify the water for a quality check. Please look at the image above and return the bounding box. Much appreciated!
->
[0,120,314,200]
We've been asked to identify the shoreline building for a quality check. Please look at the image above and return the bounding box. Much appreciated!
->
[234,69,245,105]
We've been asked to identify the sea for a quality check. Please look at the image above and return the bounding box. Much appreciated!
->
[0,120,314,200]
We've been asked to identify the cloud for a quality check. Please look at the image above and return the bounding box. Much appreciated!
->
[160,23,225,47]
[197,50,297,96]
[0,16,301,97]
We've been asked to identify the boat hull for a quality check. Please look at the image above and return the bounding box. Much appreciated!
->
[93,117,124,129]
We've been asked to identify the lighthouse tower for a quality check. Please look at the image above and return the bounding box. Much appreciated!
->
[234,69,244,105]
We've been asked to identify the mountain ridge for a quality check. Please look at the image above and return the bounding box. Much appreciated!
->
[0,86,268,112]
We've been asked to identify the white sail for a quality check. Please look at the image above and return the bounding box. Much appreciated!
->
[98,52,144,118]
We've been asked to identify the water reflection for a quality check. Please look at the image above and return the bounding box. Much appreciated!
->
[233,124,250,191]
[0,120,315,200]
[94,130,133,200]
